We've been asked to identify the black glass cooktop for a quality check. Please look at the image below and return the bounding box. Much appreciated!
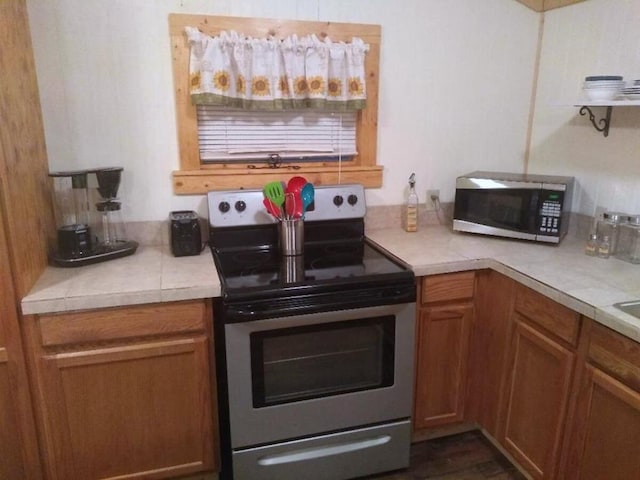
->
[210,219,416,320]
[214,240,412,298]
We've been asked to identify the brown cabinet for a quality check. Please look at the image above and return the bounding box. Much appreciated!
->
[0,207,42,480]
[0,1,58,478]
[562,321,640,480]
[466,270,516,437]
[0,352,28,480]
[24,300,218,480]
[414,272,640,480]
[413,272,474,432]
[499,286,580,480]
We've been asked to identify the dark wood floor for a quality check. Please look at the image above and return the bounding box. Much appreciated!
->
[364,431,527,480]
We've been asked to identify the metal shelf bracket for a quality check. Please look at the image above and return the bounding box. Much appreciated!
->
[579,105,612,137]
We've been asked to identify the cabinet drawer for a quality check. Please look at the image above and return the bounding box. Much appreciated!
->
[421,272,475,305]
[588,322,640,392]
[38,300,209,348]
[514,285,580,346]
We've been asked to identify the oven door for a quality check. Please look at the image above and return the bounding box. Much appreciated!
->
[224,302,415,449]
[453,181,542,240]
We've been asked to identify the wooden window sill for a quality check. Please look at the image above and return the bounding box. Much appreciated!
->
[172,165,383,194]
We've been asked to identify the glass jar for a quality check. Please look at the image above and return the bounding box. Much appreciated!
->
[584,233,599,257]
[598,235,611,259]
[615,215,640,264]
[596,211,627,256]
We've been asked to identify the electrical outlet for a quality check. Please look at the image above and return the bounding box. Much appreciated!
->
[594,205,607,219]
[426,189,440,211]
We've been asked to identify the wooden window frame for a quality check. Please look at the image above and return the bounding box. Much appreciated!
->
[169,14,382,194]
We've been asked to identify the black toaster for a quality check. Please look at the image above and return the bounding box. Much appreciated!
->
[170,210,202,257]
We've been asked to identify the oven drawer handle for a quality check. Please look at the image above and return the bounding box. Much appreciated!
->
[257,435,391,466]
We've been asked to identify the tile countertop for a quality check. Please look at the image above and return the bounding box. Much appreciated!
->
[20,226,640,344]
[21,245,221,315]
[366,226,640,343]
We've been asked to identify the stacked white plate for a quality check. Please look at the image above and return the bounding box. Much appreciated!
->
[582,75,624,101]
[622,79,640,99]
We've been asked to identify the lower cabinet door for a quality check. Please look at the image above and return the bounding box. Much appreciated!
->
[414,304,472,430]
[0,208,42,479]
[0,354,38,480]
[39,337,215,480]
[565,365,640,480]
[501,319,574,479]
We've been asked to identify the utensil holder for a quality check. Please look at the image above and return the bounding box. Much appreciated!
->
[281,255,305,283]
[279,218,304,256]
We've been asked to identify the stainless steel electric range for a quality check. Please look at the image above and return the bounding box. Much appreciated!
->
[208,184,416,480]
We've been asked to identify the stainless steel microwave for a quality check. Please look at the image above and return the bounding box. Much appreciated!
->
[453,171,574,244]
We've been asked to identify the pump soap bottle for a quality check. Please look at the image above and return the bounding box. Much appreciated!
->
[404,173,419,232]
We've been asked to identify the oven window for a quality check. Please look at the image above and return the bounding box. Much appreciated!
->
[250,316,395,407]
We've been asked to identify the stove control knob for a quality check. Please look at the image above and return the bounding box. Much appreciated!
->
[218,201,231,213]
[333,195,344,207]
[347,194,358,206]
[235,200,246,212]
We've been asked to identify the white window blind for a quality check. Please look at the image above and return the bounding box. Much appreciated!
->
[196,106,357,163]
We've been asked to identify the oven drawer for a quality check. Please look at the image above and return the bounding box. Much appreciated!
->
[232,419,411,480]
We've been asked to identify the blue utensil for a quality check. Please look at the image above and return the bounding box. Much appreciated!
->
[300,182,314,216]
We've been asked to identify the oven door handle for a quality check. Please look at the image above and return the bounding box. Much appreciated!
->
[257,435,391,466]
[226,284,416,322]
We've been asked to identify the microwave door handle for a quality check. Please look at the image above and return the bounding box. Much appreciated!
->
[530,190,541,233]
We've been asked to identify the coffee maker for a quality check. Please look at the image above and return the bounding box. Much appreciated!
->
[49,167,138,267]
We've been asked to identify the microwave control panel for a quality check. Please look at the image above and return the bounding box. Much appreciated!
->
[538,190,564,235]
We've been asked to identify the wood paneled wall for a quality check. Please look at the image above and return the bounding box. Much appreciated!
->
[0,0,55,298]
[516,0,586,12]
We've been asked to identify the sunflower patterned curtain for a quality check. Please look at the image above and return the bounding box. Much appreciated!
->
[184,28,369,111]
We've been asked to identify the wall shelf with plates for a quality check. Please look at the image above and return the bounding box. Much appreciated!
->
[575,75,640,137]
[574,100,640,138]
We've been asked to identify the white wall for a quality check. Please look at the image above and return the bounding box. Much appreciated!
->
[529,0,640,217]
[26,0,539,221]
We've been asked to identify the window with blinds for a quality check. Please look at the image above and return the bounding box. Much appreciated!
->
[197,106,357,164]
